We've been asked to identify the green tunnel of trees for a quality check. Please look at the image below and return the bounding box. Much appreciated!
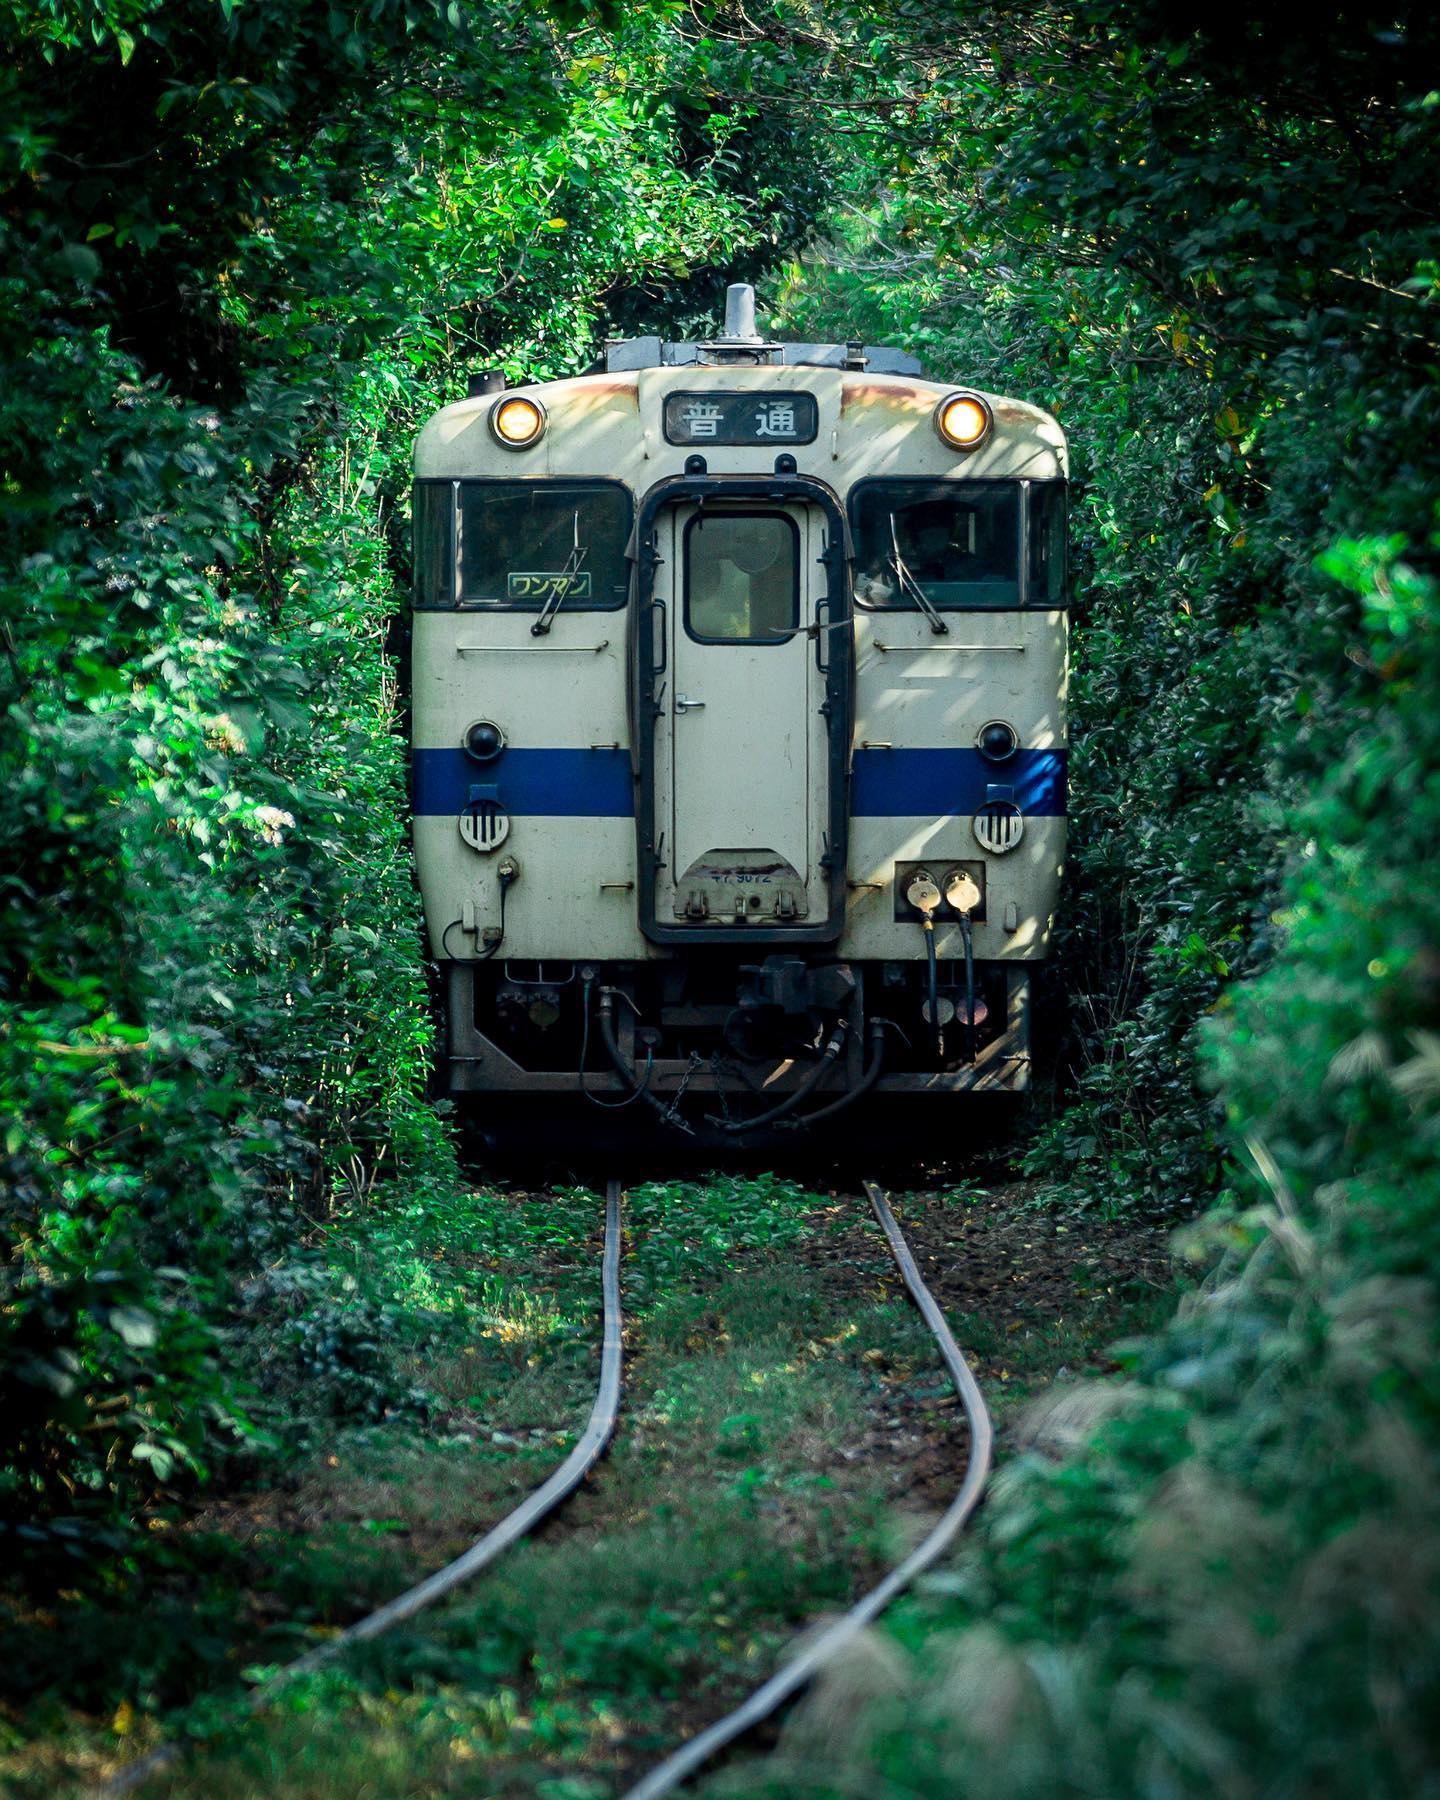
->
[3,0,1439,1789]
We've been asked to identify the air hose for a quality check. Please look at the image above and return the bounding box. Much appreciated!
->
[781,1017,889,1130]
[579,976,654,1111]
[707,1017,848,1134]
[959,909,976,1063]
[924,920,942,1060]
[905,870,944,1063]
[597,986,694,1135]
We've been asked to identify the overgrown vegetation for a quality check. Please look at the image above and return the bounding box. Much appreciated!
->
[6,0,1440,1791]
[0,0,814,1560]
[734,2,1440,1792]
[1,1174,1167,1793]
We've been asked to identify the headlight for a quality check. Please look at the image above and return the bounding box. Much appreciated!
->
[935,391,992,451]
[489,394,546,449]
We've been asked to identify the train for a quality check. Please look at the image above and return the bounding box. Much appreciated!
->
[409,285,1068,1138]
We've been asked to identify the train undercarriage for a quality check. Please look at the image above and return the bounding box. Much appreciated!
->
[444,954,1031,1135]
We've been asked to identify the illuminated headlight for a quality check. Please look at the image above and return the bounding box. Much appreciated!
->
[489,394,546,449]
[935,391,992,451]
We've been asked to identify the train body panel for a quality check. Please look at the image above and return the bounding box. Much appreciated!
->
[410,289,1069,1123]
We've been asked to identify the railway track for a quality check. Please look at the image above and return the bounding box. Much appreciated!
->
[101,1177,991,1798]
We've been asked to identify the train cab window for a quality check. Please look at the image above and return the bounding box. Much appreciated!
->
[684,511,799,644]
[850,480,1020,609]
[413,479,631,610]
[412,481,455,606]
[1028,481,1068,605]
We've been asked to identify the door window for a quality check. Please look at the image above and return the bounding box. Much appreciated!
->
[684,511,799,644]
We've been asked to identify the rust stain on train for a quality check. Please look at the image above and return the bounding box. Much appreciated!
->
[840,379,934,416]
[551,376,640,412]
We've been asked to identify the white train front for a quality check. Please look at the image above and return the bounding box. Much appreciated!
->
[410,287,1068,1137]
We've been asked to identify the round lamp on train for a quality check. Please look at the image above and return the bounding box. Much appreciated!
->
[977,720,1019,762]
[935,391,992,451]
[489,394,547,449]
[463,719,506,763]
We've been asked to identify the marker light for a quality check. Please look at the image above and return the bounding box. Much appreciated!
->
[935,391,992,451]
[489,394,546,449]
[463,719,506,763]
[977,720,1019,763]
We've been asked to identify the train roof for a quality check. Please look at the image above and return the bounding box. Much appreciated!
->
[418,288,1065,484]
[598,283,923,378]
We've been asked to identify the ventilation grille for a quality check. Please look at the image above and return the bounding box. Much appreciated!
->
[973,802,1025,855]
[459,801,511,854]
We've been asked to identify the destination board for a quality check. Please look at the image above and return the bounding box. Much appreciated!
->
[662,391,819,447]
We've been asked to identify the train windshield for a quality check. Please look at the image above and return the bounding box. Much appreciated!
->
[413,479,632,609]
[850,480,1021,609]
[1028,480,1067,604]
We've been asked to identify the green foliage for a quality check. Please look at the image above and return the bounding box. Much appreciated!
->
[0,0,822,1564]
[766,0,1440,1215]
[9,0,1440,1788]
[626,1172,820,1301]
[728,4,1440,1794]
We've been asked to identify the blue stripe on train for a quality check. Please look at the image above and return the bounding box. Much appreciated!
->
[409,746,1067,819]
[851,747,1066,817]
[413,747,636,818]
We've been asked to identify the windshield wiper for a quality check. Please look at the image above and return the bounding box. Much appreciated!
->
[531,510,589,636]
[888,511,949,636]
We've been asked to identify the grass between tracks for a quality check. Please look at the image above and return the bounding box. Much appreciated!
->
[0,1174,1172,1796]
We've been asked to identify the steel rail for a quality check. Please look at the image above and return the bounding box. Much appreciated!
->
[100,1179,625,1797]
[622,1179,992,1800]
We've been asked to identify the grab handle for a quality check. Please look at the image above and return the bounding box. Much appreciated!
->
[650,596,668,676]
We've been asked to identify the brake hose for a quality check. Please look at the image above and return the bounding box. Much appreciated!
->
[579,976,654,1110]
[597,986,694,1135]
[924,921,942,1060]
[707,1018,848,1134]
[781,1017,888,1130]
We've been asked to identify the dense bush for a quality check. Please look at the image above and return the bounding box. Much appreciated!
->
[767,0,1439,1214]
[0,0,816,1564]
[762,538,1440,1798]
[739,1,1440,1789]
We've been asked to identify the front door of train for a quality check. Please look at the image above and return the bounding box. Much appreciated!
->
[649,500,835,931]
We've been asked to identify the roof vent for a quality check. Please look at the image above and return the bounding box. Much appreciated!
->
[696,282,783,364]
[601,279,925,376]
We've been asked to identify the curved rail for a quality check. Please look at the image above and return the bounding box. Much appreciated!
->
[622,1179,992,1800]
[101,1178,625,1797]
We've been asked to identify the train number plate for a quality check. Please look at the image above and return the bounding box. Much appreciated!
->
[663,391,819,446]
[506,570,593,601]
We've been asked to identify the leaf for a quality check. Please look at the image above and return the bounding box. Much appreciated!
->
[132,1442,175,1480]
[58,243,101,283]
[108,1307,159,1349]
